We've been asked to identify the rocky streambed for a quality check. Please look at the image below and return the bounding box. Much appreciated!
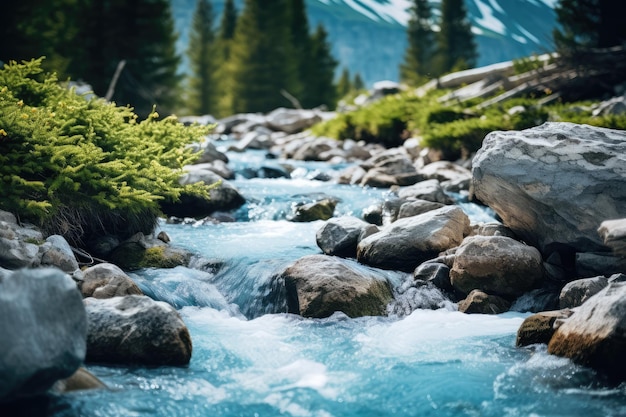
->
[1,110,625,415]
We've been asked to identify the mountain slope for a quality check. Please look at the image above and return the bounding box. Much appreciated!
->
[171,0,558,87]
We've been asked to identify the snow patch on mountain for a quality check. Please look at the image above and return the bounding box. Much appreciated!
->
[473,0,506,35]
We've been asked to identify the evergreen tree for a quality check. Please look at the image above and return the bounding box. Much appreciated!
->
[435,0,477,75]
[214,0,238,117]
[187,0,217,115]
[76,0,182,118]
[353,73,365,91]
[553,0,626,51]
[399,0,436,85]
[302,24,338,109]
[229,0,298,114]
[288,0,310,103]
[0,0,82,77]
[336,67,352,98]
[218,0,238,54]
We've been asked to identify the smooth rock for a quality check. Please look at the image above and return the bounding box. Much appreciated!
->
[0,269,86,402]
[450,235,543,298]
[85,295,192,366]
[397,179,454,204]
[559,276,609,309]
[161,169,245,218]
[265,107,322,134]
[516,309,573,347]
[316,216,378,258]
[39,235,79,273]
[419,160,472,183]
[52,367,106,393]
[458,289,511,314]
[397,199,445,219]
[413,261,452,293]
[357,205,470,272]
[281,255,393,318]
[81,263,143,299]
[291,198,337,222]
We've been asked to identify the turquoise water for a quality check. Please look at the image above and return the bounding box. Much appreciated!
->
[40,144,626,416]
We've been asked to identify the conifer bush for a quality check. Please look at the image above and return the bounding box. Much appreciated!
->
[0,58,211,245]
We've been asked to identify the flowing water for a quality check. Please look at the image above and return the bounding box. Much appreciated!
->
[43,141,625,417]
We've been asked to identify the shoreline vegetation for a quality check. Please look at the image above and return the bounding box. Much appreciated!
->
[0,58,212,247]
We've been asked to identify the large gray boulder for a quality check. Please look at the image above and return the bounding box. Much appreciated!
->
[450,235,543,298]
[357,205,470,272]
[0,269,86,402]
[281,255,393,318]
[548,280,626,382]
[472,122,626,254]
[85,295,192,366]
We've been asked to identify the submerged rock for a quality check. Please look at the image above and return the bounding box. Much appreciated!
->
[281,254,393,318]
[291,198,337,222]
[472,122,626,255]
[516,309,573,347]
[0,268,86,402]
[458,289,511,314]
[52,367,107,393]
[85,295,192,366]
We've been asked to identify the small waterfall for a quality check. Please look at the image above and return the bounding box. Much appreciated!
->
[386,274,457,317]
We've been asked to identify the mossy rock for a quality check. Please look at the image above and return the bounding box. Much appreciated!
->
[291,199,337,222]
[109,242,191,270]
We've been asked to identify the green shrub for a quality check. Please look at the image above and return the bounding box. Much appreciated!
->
[311,92,440,147]
[0,58,211,245]
[425,107,470,124]
[422,116,504,160]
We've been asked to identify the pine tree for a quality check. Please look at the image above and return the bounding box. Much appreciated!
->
[0,0,82,77]
[288,0,310,103]
[435,0,477,75]
[336,67,352,98]
[229,0,298,114]
[399,0,436,85]
[553,0,626,51]
[352,73,365,91]
[218,0,238,55]
[76,0,182,118]
[302,24,338,109]
[187,0,217,115]
[214,0,238,117]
